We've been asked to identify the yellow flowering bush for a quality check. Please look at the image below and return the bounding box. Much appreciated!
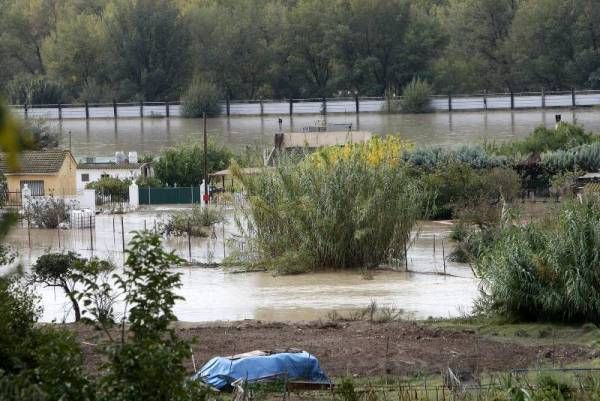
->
[308,135,412,168]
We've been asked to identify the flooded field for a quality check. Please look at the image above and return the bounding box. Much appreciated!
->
[55,108,600,156]
[5,208,477,323]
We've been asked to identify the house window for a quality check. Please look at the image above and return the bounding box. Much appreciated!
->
[20,180,44,196]
[81,173,90,182]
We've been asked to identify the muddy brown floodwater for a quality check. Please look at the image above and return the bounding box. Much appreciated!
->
[54,108,600,156]
[5,207,477,323]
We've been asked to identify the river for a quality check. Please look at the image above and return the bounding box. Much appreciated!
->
[55,108,600,157]
[6,209,476,323]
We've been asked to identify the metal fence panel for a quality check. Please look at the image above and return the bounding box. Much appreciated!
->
[138,186,202,205]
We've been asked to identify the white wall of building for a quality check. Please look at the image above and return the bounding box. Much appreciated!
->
[76,168,141,191]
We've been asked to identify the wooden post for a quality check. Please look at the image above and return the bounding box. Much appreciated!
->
[113,99,118,118]
[541,88,546,108]
[187,220,192,262]
[57,224,61,249]
[571,88,576,107]
[58,102,62,120]
[322,97,327,115]
[165,100,170,118]
[404,241,408,272]
[483,90,487,110]
[448,94,452,111]
[89,215,94,252]
[24,104,28,120]
[259,99,264,116]
[355,94,359,114]
[139,100,144,118]
[289,98,293,116]
[27,218,31,248]
[442,239,447,275]
[112,215,116,244]
[226,96,230,116]
[510,91,514,110]
[85,101,90,119]
[121,215,125,252]
[203,113,209,205]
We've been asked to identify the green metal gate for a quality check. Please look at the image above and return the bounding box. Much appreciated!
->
[139,186,202,205]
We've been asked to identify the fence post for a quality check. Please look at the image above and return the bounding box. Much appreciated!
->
[541,88,546,108]
[571,88,576,107]
[289,98,293,116]
[355,94,359,114]
[121,215,125,252]
[165,100,170,118]
[259,99,264,116]
[321,97,327,115]
[89,215,94,252]
[111,99,117,118]
[139,100,144,118]
[510,91,514,110]
[483,90,487,110]
[58,102,62,120]
[448,94,452,112]
[85,101,90,119]
[226,96,230,116]
[24,104,28,119]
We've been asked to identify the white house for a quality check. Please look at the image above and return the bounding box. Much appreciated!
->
[76,162,140,191]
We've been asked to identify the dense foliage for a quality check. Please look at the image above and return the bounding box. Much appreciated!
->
[232,137,426,273]
[475,197,600,323]
[153,143,231,187]
[398,77,432,113]
[181,79,222,118]
[85,176,131,202]
[160,205,224,237]
[1,0,600,103]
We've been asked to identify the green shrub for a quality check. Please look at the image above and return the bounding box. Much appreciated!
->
[23,197,73,228]
[493,123,595,156]
[399,77,432,113]
[423,162,520,221]
[86,176,131,202]
[542,142,600,174]
[160,205,224,237]
[5,74,64,105]
[404,145,508,171]
[154,143,231,187]
[231,150,426,272]
[136,176,162,187]
[475,196,600,322]
[180,79,221,118]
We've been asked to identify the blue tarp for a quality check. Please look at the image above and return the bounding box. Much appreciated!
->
[193,350,330,390]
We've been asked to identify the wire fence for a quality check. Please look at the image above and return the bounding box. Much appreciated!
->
[8,89,600,120]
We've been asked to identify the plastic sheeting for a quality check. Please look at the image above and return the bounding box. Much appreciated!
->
[193,350,330,390]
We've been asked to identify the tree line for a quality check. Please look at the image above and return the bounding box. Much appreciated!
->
[1,0,599,105]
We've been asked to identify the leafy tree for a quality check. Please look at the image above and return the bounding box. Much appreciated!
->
[29,252,85,321]
[154,143,231,187]
[99,231,206,401]
[180,78,222,117]
[102,0,190,100]
[86,176,131,202]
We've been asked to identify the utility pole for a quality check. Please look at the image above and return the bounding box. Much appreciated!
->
[203,113,209,205]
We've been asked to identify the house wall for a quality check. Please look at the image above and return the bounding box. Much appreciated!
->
[6,156,77,195]
[76,168,141,191]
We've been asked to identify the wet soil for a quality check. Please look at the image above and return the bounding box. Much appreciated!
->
[71,320,596,378]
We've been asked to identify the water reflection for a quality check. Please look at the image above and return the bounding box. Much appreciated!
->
[56,108,600,156]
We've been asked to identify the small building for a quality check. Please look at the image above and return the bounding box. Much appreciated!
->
[0,149,77,196]
[575,172,600,195]
[76,162,144,191]
[75,152,153,191]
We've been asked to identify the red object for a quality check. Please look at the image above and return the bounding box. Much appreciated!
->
[203,193,210,203]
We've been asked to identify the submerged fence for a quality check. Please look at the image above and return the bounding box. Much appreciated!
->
[8,89,600,120]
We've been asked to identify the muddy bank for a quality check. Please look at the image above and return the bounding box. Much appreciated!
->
[72,320,596,378]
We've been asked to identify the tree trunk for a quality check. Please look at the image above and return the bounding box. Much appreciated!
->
[64,287,81,321]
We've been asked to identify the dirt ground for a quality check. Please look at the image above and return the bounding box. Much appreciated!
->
[72,319,598,378]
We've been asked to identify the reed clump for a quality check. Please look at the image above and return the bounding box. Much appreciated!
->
[231,138,427,273]
[474,195,600,323]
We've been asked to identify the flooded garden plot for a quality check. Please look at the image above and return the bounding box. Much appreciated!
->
[4,207,477,323]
